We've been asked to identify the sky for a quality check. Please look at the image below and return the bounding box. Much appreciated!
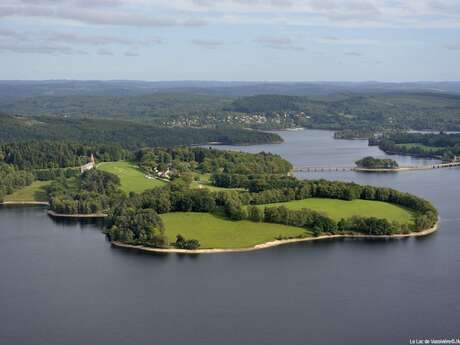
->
[1,0,460,81]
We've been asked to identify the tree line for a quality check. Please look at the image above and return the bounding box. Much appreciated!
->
[248,206,405,236]
[105,175,438,249]
[0,114,283,149]
[370,132,460,161]
[1,141,131,170]
[48,170,123,215]
[0,163,34,202]
[136,146,292,176]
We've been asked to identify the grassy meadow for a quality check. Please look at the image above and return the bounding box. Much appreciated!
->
[254,198,415,224]
[161,212,309,249]
[4,181,50,202]
[160,198,415,248]
[98,161,166,193]
[98,162,237,193]
[190,173,244,192]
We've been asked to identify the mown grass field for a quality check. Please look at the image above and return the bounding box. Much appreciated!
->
[98,161,166,193]
[4,181,50,202]
[161,212,309,249]
[190,173,244,192]
[255,198,415,224]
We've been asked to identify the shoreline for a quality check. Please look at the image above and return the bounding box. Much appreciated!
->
[355,164,460,172]
[111,221,439,255]
[294,163,460,173]
[1,201,50,206]
[47,210,108,219]
[380,149,442,161]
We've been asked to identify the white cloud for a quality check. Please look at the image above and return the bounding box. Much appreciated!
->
[2,0,460,29]
[0,42,88,55]
[191,39,224,49]
[96,48,114,55]
[0,2,207,27]
[144,0,460,28]
[317,36,379,45]
[344,51,363,56]
[0,29,163,55]
[254,35,304,51]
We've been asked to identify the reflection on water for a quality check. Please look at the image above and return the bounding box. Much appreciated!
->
[49,214,106,228]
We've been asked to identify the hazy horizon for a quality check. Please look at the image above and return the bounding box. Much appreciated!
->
[1,79,460,83]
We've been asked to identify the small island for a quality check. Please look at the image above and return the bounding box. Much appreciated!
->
[355,156,399,171]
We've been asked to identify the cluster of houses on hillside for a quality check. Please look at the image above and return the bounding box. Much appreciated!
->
[160,111,312,128]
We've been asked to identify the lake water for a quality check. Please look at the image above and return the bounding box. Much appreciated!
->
[1,130,459,345]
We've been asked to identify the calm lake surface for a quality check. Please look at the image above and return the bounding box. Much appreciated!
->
[1,130,459,345]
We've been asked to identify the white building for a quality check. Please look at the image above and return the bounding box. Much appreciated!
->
[80,154,96,173]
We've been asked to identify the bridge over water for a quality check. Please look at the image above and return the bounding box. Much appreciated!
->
[293,161,460,173]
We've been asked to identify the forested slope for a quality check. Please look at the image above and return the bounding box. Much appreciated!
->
[5,91,460,131]
[0,114,282,148]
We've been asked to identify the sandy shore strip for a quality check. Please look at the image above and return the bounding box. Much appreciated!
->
[47,210,108,218]
[111,221,439,255]
[1,201,50,206]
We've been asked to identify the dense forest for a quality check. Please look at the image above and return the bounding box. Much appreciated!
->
[3,93,231,122]
[4,91,460,132]
[370,132,460,161]
[136,147,292,177]
[225,95,303,113]
[1,141,130,170]
[47,170,123,215]
[0,163,34,202]
[0,114,283,148]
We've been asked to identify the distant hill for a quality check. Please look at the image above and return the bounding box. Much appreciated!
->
[0,114,283,148]
[2,80,460,104]
[2,93,231,120]
[223,92,460,130]
[225,95,303,113]
[2,82,460,132]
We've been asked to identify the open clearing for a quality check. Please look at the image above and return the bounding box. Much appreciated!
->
[4,181,50,202]
[255,198,414,224]
[98,161,166,193]
[161,212,309,249]
[98,164,239,193]
[190,173,244,192]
